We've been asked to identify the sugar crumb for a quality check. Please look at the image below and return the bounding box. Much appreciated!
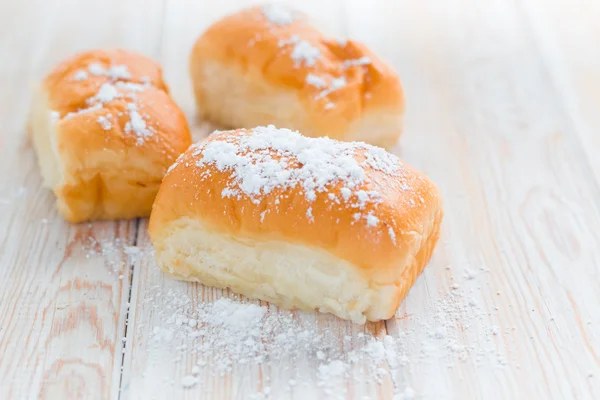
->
[181,375,197,388]
[306,74,327,88]
[88,62,105,75]
[291,40,320,67]
[72,70,88,81]
[91,83,119,103]
[366,212,379,227]
[388,227,397,244]
[97,115,112,130]
[261,4,294,25]
[316,77,347,99]
[343,57,371,68]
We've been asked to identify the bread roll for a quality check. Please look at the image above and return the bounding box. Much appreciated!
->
[149,126,442,323]
[190,4,405,149]
[29,49,192,222]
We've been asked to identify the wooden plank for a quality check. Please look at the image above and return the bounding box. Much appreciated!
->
[0,0,164,398]
[517,0,600,180]
[345,0,600,398]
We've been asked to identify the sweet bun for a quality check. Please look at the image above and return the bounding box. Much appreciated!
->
[190,4,405,149]
[149,126,442,323]
[29,49,192,222]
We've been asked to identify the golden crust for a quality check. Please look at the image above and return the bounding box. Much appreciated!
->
[190,5,404,148]
[149,127,442,287]
[44,48,168,115]
[30,49,192,222]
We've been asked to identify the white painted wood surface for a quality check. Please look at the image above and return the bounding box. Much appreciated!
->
[1,0,599,399]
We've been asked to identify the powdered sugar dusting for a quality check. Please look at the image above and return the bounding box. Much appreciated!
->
[291,40,320,67]
[107,64,131,80]
[59,60,155,144]
[72,70,88,81]
[388,227,397,245]
[136,265,508,397]
[306,73,327,88]
[366,212,379,227]
[88,62,105,76]
[87,62,131,80]
[315,77,347,99]
[141,289,408,390]
[91,83,119,103]
[97,115,112,130]
[192,126,401,228]
[343,56,372,68]
[261,4,294,25]
[124,104,152,144]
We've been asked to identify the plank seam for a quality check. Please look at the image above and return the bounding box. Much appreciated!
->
[117,217,141,399]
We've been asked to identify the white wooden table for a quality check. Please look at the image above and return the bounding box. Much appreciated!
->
[1,0,599,398]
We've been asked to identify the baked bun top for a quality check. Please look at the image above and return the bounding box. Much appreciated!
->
[191,4,404,117]
[149,126,441,284]
[42,49,190,166]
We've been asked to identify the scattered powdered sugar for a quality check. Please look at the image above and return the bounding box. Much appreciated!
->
[261,3,294,25]
[343,57,372,68]
[87,62,131,80]
[107,64,132,80]
[78,235,145,278]
[362,145,402,175]
[192,126,401,231]
[277,34,299,48]
[317,360,349,398]
[72,70,88,81]
[388,227,397,245]
[315,77,347,99]
[116,81,148,94]
[63,103,103,120]
[180,375,197,388]
[135,267,509,396]
[306,73,327,88]
[396,386,416,400]
[88,62,105,76]
[366,212,379,227]
[91,83,120,103]
[59,60,156,144]
[140,289,410,392]
[291,40,320,67]
[97,115,112,130]
[124,245,142,264]
[124,104,152,144]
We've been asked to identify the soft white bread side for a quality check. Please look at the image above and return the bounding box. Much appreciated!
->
[149,126,443,323]
[29,49,192,222]
[190,4,405,149]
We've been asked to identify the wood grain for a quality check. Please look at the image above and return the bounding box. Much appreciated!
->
[0,0,161,398]
[1,0,599,399]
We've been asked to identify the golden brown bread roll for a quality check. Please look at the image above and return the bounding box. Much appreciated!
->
[149,126,442,323]
[190,4,405,149]
[29,49,192,222]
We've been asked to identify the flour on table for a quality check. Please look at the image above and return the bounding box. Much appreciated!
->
[128,240,508,396]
